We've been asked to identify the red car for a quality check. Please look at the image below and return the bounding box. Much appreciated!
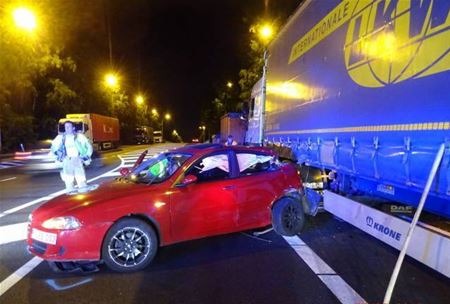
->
[27,144,305,273]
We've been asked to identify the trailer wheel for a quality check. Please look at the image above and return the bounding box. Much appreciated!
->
[272,197,305,236]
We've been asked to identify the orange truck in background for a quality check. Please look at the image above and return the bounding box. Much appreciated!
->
[220,113,246,145]
[58,113,120,151]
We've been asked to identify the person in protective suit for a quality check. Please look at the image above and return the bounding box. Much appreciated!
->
[51,121,93,193]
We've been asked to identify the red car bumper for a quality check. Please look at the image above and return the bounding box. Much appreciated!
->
[27,222,111,261]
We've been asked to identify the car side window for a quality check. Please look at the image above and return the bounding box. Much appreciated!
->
[236,152,277,176]
[185,153,230,182]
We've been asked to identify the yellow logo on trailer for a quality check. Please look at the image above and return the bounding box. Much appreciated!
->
[289,0,450,88]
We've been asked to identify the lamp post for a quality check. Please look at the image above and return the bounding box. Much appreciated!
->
[257,23,274,146]
[198,125,206,142]
[161,113,171,140]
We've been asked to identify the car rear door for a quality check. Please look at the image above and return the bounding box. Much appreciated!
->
[170,151,239,242]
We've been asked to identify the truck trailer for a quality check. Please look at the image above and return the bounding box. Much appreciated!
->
[220,113,247,145]
[246,0,450,277]
[58,113,120,151]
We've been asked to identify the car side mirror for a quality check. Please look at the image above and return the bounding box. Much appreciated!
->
[177,174,198,187]
[119,167,130,176]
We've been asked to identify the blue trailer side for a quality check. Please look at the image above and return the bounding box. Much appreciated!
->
[249,0,450,218]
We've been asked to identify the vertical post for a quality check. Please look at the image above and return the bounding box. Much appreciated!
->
[161,119,164,141]
[383,143,446,304]
[259,49,268,146]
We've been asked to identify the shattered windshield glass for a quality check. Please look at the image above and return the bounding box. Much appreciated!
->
[129,152,191,184]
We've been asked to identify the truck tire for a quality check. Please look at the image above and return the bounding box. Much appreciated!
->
[272,197,305,236]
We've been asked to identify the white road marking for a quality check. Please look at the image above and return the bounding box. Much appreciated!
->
[0,177,17,182]
[0,196,62,219]
[0,257,43,297]
[283,235,367,304]
[318,275,366,304]
[0,222,28,245]
[101,172,122,177]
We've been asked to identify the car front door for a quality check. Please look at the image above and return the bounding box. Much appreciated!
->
[233,151,284,228]
[170,151,239,242]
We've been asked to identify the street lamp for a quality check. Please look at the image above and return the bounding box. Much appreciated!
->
[198,125,206,142]
[13,7,37,32]
[104,73,119,89]
[135,95,144,105]
[103,72,120,111]
[257,23,274,145]
[226,81,233,89]
[161,113,171,140]
[258,24,274,42]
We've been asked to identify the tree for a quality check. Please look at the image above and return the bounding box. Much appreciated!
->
[238,38,265,101]
[0,1,83,151]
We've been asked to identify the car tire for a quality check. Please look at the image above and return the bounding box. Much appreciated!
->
[272,197,305,236]
[102,218,158,273]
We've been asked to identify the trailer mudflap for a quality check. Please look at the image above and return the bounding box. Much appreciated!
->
[323,190,450,278]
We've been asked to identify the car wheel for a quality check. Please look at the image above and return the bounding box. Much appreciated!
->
[272,197,305,236]
[102,218,158,272]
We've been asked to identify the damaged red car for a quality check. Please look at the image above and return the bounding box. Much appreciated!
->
[27,144,305,273]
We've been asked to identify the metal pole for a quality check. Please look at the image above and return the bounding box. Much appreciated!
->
[383,143,446,304]
[259,49,268,146]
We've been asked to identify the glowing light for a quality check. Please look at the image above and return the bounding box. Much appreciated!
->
[165,113,171,120]
[154,202,166,208]
[259,24,274,41]
[226,81,233,88]
[361,32,399,61]
[13,8,37,32]
[136,95,144,105]
[104,73,118,88]
[267,82,310,99]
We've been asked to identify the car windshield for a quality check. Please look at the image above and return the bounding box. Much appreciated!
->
[129,152,191,184]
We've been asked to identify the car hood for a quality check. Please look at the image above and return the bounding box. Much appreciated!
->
[31,180,154,222]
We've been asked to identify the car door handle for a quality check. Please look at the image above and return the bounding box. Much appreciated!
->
[223,185,236,190]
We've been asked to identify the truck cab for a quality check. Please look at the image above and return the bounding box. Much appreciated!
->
[153,130,163,143]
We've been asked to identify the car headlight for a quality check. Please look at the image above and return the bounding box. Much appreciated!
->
[42,216,81,230]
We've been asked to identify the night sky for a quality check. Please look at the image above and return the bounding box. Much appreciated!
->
[75,0,301,140]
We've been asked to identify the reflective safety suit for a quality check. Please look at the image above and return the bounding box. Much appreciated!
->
[51,133,93,193]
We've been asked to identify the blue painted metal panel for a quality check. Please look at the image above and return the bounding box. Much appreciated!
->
[263,0,450,217]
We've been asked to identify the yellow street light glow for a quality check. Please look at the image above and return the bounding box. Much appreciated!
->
[165,113,171,120]
[227,81,233,88]
[136,95,144,105]
[152,108,158,115]
[259,24,274,41]
[13,8,37,32]
[104,73,118,88]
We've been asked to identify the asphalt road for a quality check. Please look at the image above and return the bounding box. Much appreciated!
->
[1,143,449,304]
